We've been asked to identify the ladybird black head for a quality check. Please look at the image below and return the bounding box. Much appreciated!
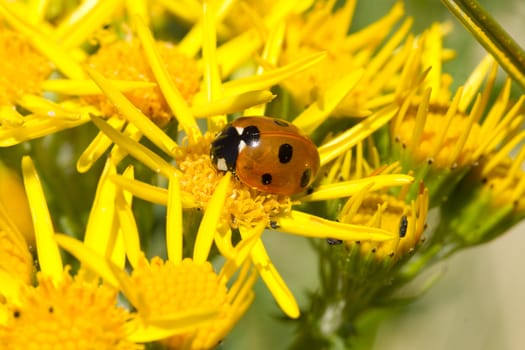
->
[261,173,272,185]
[278,143,293,164]
[300,168,312,188]
[210,126,240,172]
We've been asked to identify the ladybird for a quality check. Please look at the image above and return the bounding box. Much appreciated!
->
[210,116,320,195]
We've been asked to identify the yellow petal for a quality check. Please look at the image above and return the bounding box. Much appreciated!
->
[301,174,413,201]
[16,95,84,121]
[191,90,276,118]
[242,20,286,117]
[77,115,126,173]
[220,223,265,282]
[41,79,157,95]
[55,234,119,288]
[83,160,120,261]
[0,105,23,127]
[318,105,398,166]
[177,0,234,57]
[293,69,365,134]
[21,156,63,281]
[201,1,221,102]
[0,112,90,147]
[214,228,235,260]
[53,0,122,49]
[219,51,326,98]
[275,210,394,241]
[89,114,178,178]
[167,173,183,263]
[85,67,180,158]
[115,167,141,269]
[214,30,263,78]
[132,15,201,141]
[110,175,198,208]
[249,239,299,319]
[126,311,217,343]
[0,2,84,78]
[193,172,231,263]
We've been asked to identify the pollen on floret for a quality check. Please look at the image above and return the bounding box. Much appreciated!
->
[175,133,292,229]
[83,39,201,126]
[131,257,242,349]
[0,269,140,350]
[0,25,53,105]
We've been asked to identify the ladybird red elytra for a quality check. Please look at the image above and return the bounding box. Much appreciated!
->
[210,116,320,195]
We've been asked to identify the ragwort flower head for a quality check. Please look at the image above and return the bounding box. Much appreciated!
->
[56,162,258,349]
[0,269,139,350]
[0,157,140,350]
[83,38,201,127]
[435,135,525,253]
[388,33,524,205]
[281,1,415,121]
[338,183,428,266]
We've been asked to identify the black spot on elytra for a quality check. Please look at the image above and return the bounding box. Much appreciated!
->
[278,143,293,163]
[241,125,260,146]
[300,168,312,187]
[274,119,290,127]
[261,173,272,185]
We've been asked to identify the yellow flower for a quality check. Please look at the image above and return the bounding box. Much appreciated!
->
[0,269,140,350]
[0,2,104,146]
[433,132,525,252]
[2,0,410,321]
[388,26,524,204]
[56,168,258,349]
[0,156,140,350]
[339,182,428,264]
[312,142,429,265]
[82,38,201,127]
[281,1,416,123]
[78,4,414,321]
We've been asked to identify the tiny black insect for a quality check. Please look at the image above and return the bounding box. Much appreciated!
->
[399,215,408,238]
[327,238,343,245]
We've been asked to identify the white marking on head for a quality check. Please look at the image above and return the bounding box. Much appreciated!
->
[238,140,247,153]
[235,126,244,135]
[217,158,228,171]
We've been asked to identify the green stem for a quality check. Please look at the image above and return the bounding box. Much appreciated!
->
[441,0,525,90]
